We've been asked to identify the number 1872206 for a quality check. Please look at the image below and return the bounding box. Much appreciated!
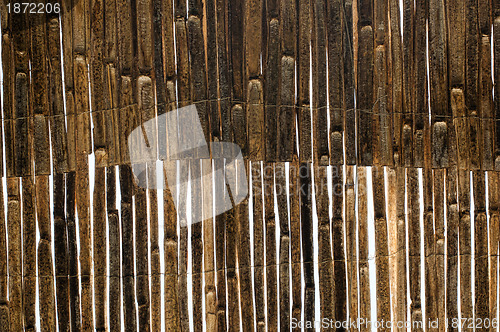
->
[6,2,61,14]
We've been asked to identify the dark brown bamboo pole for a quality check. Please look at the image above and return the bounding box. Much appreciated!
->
[328,0,343,164]
[206,0,220,144]
[277,162,291,330]
[495,2,500,168]
[22,176,36,331]
[474,171,489,322]
[0,176,8,329]
[237,161,254,331]
[177,160,189,332]
[149,167,161,332]
[190,161,203,332]
[252,162,266,332]
[424,167,436,325]
[408,167,422,331]
[357,167,370,332]
[344,0,356,165]
[7,178,22,330]
[458,170,473,325]
[402,0,414,167]
[54,173,70,332]
[479,32,494,170]
[297,0,312,162]
[446,167,459,332]
[387,167,407,332]
[433,170,446,329]
[107,166,121,332]
[300,163,314,331]
[93,166,107,332]
[357,0,374,166]
[315,165,334,326]
[333,165,346,328]
[214,158,227,332]
[264,163,277,331]
[202,159,216,331]
[488,171,499,325]
[346,166,358,330]
[248,80,264,161]
[164,161,180,331]
[265,14,280,162]
[290,160,302,328]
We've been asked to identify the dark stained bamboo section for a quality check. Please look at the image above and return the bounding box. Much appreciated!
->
[1,1,500,331]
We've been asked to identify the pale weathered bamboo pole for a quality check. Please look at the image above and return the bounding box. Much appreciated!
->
[346,166,358,330]
[277,162,291,330]
[37,174,56,332]
[252,162,266,332]
[300,163,314,331]
[315,165,334,326]
[458,170,473,325]
[332,165,346,326]
[7,178,22,330]
[202,159,216,331]
[190,161,203,332]
[357,167,370,332]
[488,171,499,326]
[164,161,180,331]
[0,176,8,329]
[408,167,422,332]
[474,171,489,323]
[357,0,374,166]
[446,167,459,332]
[290,160,301,328]
[54,173,70,332]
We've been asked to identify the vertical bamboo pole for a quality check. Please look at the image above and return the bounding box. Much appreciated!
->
[214,158,227,332]
[206,0,220,143]
[315,165,334,327]
[333,165,346,327]
[0,177,8,329]
[446,167,459,332]
[265,10,279,162]
[149,166,161,332]
[357,0,374,165]
[177,160,189,332]
[252,162,266,332]
[474,171,489,323]
[7,178,22,330]
[344,0,356,165]
[357,167,370,332]
[297,0,312,162]
[458,170,473,325]
[290,161,302,328]
[300,163,315,331]
[54,173,70,332]
[402,0,414,166]
[424,166,436,326]
[495,2,500,168]
[433,169,446,330]
[408,167,422,331]
[108,166,121,332]
[488,171,499,326]
[346,166,358,330]
[23,176,36,331]
[264,163,277,330]
[190,161,203,331]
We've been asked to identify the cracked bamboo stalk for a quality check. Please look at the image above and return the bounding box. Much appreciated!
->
[346,166,358,330]
[446,167,459,332]
[315,165,334,325]
[290,160,301,328]
[238,161,254,331]
[108,166,121,332]
[344,0,356,165]
[312,0,328,165]
[333,165,346,326]
[414,0,428,168]
[277,162,291,330]
[466,0,480,169]
[451,88,469,170]
[93,166,106,332]
[1,2,14,178]
[0,177,8,329]
[177,160,189,332]
[191,161,203,331]
[488,171,499,325]
[479,34,494,170]
[433,169,446,330]
[387,167,406,332]
[328,0,343,164]
[202,159,216,332]
[372,167,390,325]
[408,167,422,331]
[300,163,314,331]
[252,162,266,332]
[7,178,22,330]
[265,17,279,162]
[402,0,413,167]
[458,170,472,325]
[54,173,69,332]
[357,167,370,332]
[119,165,136,332]
[474,171,489,322]
[164,161,180,331]
[31,5,51,176]
[214,158,227,332]
[22,176,36,331]
[149,165,161,332]
[297,0,312,162]
[264,163,277,330]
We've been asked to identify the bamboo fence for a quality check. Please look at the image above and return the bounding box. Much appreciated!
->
[0,0,499,331]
